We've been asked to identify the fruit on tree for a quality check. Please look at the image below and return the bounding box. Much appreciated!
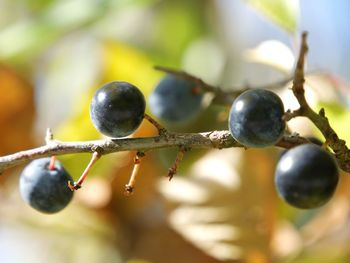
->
[280,136,323,158]
[275,144,339,209]
[228,89,285,147]
[306,137,323,146]
[149,74,203,123]
[90,81,146,138]
[19,158,74,213]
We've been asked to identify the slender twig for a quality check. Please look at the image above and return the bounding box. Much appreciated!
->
[167,147,186,181]
[154,65,244,105]
[0,131,311,174]
[285,32,350,172]
[144,113,167,135]
[154,65,293,105]
[154,65,218,92]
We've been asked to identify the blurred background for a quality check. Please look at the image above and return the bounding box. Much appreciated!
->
[1,0,350,262]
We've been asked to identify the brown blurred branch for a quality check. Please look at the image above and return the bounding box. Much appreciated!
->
[154,65,293,105]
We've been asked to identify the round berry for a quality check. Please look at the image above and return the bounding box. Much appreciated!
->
[228,89,285,147]
[306,137,323,146]
[19,158,74,214]
[280,136,323,159]
[90,81,146,138]
[275,144,339,209]
[149,74,203,123]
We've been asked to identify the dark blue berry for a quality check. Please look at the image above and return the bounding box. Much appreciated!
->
[307,137,323,146]
[280,136,323,158]
[149,74,203,123]
[90,81,146,138]
[228,89,285,147]
[20,158,74,213]
[275,144,339,209]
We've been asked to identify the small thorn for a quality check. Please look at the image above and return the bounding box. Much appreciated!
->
[45,128,54,144]
[167,147,185,180]
[168,168,176,181]
[319,108,325,117]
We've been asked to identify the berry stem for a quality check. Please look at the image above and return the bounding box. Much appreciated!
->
[48,156,56,170]
[168,147,186,181]
[125,152,144,195]
[68,151,101,191]
[144,113,167,135]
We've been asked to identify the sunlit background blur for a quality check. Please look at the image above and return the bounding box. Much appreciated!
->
[1,0,350,262]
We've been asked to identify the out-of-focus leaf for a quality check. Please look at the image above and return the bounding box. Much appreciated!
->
[244,40,295,74]
[21,0,56,12]
[35,34,102,133]
[182,37,225,84]
[75,177,113,209]
[246,0,299,33]
[271,221,302,260]
[0,189,122,263]
[286,198,350,262]
[306,73,350,107]
[159,148,277,262]
[0,65,34,155]
[151,1,206,65]
[290,251,350,263]
[0,0,108,62]
[102,41,161,98]
[317,102,350,143]
[0,21,59,62]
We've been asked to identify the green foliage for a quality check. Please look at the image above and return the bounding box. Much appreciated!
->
[317,102,350,143]
[246,0,299,33]
[0,0,350,262]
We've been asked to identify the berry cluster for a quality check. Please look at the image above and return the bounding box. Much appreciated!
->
[19,81,147,213]
[228,89,339,209]
[19,73,340,214]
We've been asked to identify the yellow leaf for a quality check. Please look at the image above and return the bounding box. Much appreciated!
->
[102,41,161,99]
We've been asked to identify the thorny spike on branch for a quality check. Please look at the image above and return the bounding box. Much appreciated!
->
[168,146,186,181]
[0,32,349,176]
